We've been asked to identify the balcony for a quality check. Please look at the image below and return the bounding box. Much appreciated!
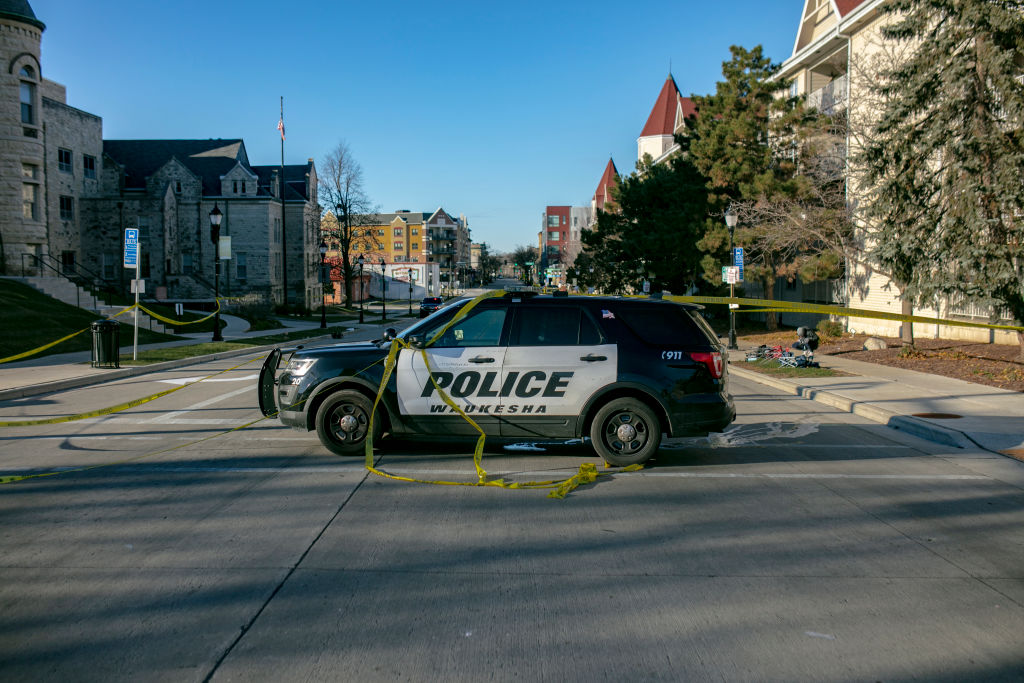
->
[807,74,847,115]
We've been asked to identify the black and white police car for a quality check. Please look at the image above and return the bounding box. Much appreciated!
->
[258,292,735,466]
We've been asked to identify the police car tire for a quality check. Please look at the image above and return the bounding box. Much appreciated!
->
[589,398,661,467]
[315,390,381,457]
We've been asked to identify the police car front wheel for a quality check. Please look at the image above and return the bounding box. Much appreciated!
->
[590,398,661,466]
[315,390,381,457]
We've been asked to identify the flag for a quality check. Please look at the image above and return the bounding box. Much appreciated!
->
[277,118,285,141]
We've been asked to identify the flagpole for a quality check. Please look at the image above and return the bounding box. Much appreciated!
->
[279,95,288,310]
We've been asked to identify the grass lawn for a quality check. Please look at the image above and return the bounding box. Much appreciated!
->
[735,358,846,378]
[1,279,183,361]
[117,328,335,365]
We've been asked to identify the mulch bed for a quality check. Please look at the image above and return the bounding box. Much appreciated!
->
[735,328,1024,393]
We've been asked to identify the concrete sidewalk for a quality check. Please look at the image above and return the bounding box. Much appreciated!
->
[729,349,1024,459]
[0,313,401,401]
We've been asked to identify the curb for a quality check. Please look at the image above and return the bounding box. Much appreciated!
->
[0,335,332,403]
[728,364,980,451]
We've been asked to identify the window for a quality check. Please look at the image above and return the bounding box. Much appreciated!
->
[548,231,559,241]
[175,180,182,193]
[421,306,507,348]
[58,148,72,173]
[274,218,282,243]
[241,181,246,193]
[22,183,38,220]
[22,164,37,180]
[83,154,96,179]
[20,81,35,124]
[61,251,76,274]
[394,228,404,237]
[411,242,419,250]
[511,306,599,346]
[547,215,559,227]
[137,217,149,239]
[233,180,238,193]
[394,241,404,250]
[377,229,385,236]
[182,253,193,275]
[59,195,74,220]
[102,253,115,280]
[237,253,247,280]
[411,228,418,235]
[613,306,705,346]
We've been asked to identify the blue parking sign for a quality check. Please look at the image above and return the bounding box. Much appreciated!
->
[733,247,744,281]
[124,228,139,268]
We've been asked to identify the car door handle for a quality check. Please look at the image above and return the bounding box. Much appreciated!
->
[469,356,495,363]
[580,354,607,362]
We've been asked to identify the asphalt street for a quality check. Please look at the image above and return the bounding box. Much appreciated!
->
[1,358,1023,681]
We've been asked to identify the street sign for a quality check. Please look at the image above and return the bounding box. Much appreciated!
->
[123,228,139,268]
[733,247,744,281]
[725,266,740,284]
[218,236,231,260]
[130,279,145,294]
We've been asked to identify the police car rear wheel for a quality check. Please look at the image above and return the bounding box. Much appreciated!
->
[315,390,380,457]
[590,398,661,466]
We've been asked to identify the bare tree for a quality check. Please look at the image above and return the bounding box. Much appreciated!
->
[319,141,380,306]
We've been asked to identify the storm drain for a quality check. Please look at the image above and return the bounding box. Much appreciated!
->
[912,413,963,419]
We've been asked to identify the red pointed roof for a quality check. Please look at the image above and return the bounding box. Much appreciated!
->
[640,75,696,138]
[835,0,868,17]
[593,158,619,211]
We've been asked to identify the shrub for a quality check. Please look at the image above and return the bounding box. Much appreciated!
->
[817,320,844,338]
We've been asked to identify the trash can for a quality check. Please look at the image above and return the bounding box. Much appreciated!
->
[91,319,120,368]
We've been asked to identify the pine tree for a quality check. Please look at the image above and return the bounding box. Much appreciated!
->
[862,0,1024,355]
[581,154,708,295]
[684,46,808,329]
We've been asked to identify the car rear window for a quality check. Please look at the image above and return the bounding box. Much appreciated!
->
[422,297,442,304]
[510,306,602,346]
[611,305,711,347]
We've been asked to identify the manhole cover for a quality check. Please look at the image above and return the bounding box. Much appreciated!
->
[912,413,963,419]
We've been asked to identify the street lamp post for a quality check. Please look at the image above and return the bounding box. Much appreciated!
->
[725,206,739,350]
[209,204,223,342]
[319,240,328,329]
[357,254,365,324]
[379,258,387,322]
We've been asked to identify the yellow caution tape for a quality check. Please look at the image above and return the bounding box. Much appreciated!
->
[0,327,90,364]
[362,290,642,496]
[663,295,1024,332]
[138,300,221,327]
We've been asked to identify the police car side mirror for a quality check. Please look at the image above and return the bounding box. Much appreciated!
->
[406,334,424,348]
[383,328,397,341]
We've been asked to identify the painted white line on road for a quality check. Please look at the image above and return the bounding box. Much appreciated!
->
[158,373,259,385]
[146,384,256,423]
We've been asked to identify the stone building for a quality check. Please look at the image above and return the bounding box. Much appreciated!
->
[0,0,321,309]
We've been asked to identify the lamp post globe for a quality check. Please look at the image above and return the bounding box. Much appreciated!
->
[357,254,365,324]
[319,240,328,329]
[209,203,224,342]
[724,206,739,350]
[379,258,387,322]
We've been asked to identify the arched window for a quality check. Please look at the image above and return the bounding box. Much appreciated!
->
[19,65,37,124]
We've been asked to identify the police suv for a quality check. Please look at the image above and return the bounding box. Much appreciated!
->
[258,292,735,466]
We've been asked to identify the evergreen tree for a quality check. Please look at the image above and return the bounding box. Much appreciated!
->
[862,0,1024,355]
[581,152,708,295]
[683,45,806,329]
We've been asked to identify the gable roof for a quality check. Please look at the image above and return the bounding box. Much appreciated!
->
[835,0,868,16]
[640,75,696,138]
[251,161,314,201]
[104,139,247,194]
[593,158,619,211]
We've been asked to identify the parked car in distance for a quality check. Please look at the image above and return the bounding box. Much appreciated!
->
[419,297,444,318]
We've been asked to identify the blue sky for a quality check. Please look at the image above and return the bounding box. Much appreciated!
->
[33,0,800,253]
